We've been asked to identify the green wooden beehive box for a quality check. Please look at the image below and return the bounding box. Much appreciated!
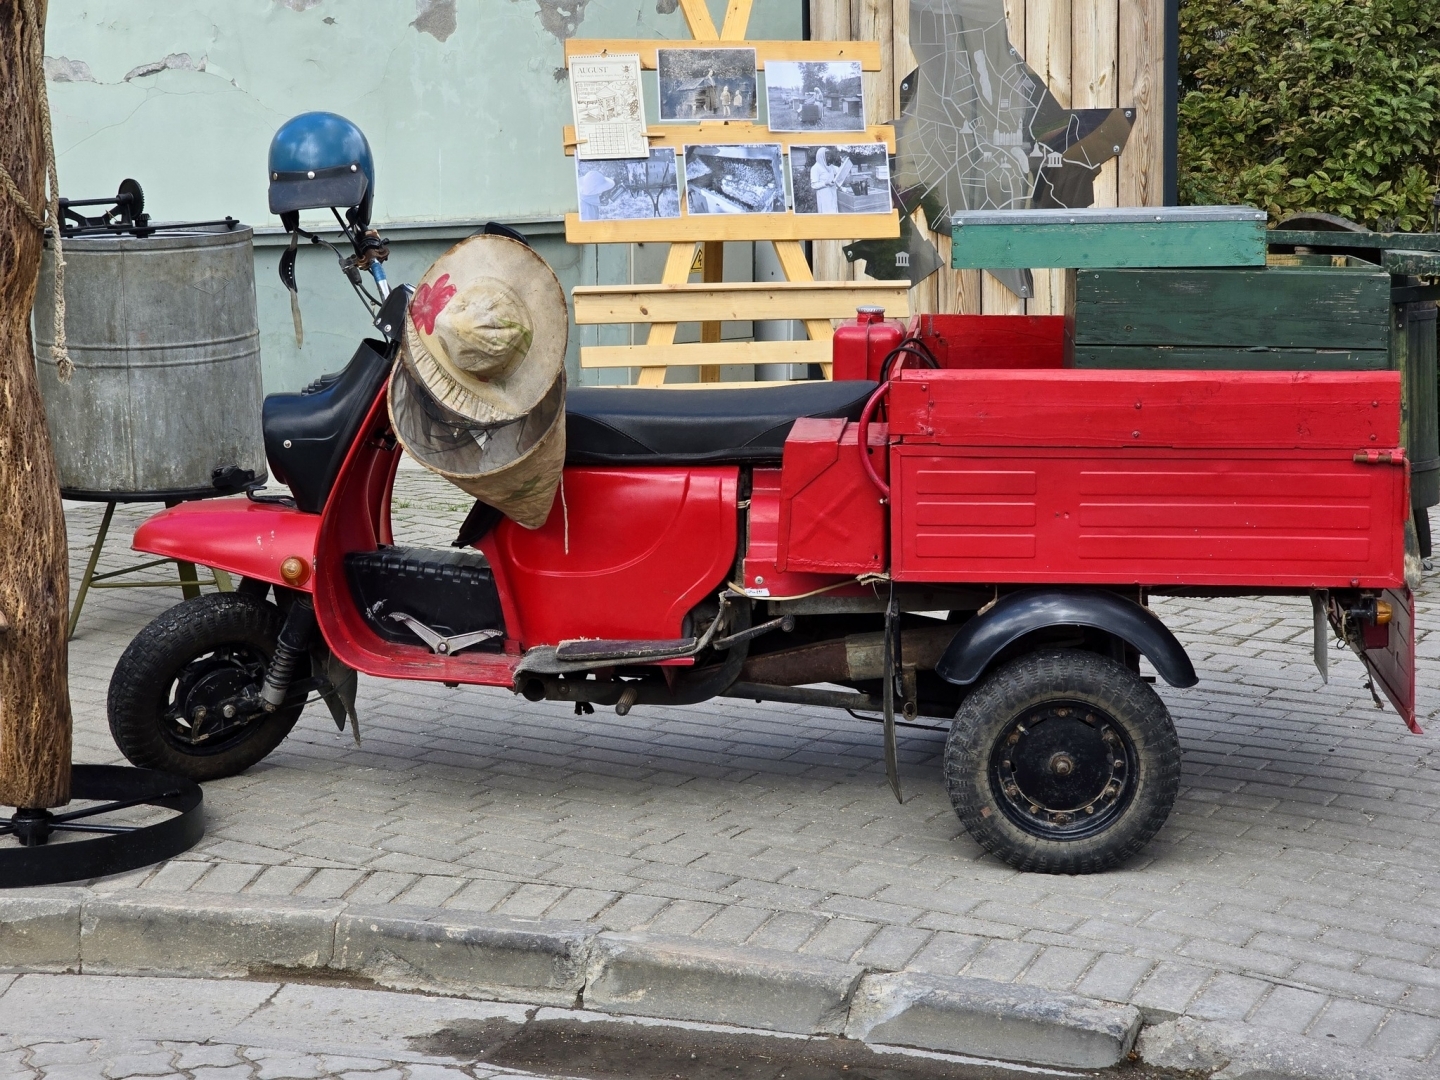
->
[951,206,1269,269]
[1069,261,1440,513]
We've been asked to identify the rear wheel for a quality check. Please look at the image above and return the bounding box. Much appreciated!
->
[108,593,306,781]
[944,649,1180,873]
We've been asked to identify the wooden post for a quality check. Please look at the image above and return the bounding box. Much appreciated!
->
[0,0,74,810]
[699,240,724,382]
[1119,0,1164,207]
[1028,0,1072,316]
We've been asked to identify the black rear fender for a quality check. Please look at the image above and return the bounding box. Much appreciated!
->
[936,589,1197,689]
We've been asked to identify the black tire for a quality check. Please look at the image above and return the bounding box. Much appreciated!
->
[944,649,1181,874]
[108,592,305,782]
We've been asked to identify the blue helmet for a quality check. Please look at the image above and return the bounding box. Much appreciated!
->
[267,112,374,227]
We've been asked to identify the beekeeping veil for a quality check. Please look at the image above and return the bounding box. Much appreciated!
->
[388,234,567,529]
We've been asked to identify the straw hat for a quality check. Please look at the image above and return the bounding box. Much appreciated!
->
[400,233,566,424]
[390,234,568,529]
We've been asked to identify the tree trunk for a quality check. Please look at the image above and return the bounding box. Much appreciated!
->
[0,0,72,810]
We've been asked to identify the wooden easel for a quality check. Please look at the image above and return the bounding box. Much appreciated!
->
[563,0,906,386]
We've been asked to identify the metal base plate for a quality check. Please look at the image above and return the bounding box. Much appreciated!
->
[0,765,204,888]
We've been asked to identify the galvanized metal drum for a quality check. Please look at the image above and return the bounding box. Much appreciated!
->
[33,224,266,499]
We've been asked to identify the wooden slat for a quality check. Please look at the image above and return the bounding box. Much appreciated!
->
[582,339,834,368]
[1004,0,1026,60]
[699,239,725,381]
[720,0,754,39]
[1268,230,1440,253]
[810,0,857,289]
[677,0,719,40]
[638,243,699,387]
[1072,345,1390,371]
[563,123,895,155]
[573,280,911,323]
[986,0,1025,316]
[981,271,1027,315]
[1385,250,1440,276]
[563,38,882,70]
[1072,0,1119,208]
[565,210,900,245]
[854,0,893,124]
[1029,0,1071,317]
[1070,267,1392,350]
[773,239,835,378]
[1118,0,1163,206]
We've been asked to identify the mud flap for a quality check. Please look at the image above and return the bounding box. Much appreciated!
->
[313,645,361,745]
[1310,590,1328,684]
[1332,588,1419,734]
[1331,451,1421,733]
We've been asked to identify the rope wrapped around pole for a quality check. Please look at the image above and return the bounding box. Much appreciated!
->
[0,0,69,380]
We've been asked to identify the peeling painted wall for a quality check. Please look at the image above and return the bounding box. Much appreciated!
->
[44,0,800,227]
[42,0,800,391]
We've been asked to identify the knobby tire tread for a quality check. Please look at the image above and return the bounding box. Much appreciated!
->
[107,592,303,782]
[944,649,1182,874]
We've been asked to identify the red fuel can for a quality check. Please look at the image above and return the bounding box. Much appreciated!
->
[832,306,905,382]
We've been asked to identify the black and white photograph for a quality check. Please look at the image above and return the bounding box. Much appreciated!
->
[684,144,787,214]
[765,60,865,132]
[575,148,681,221]
[658,47,758,121]
[789,144,891,214]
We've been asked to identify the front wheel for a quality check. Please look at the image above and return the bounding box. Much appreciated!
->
[108,592,306,781]
[944,649,1181,874]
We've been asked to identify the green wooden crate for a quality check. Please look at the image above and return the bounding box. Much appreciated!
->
[1070,264,1439,510]
[950,206,1268,270]
[1070,266,1392,352]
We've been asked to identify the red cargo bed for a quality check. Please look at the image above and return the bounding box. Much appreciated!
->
[887,368,1408,589]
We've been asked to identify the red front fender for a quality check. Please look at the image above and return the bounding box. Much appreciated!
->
[132,499,321,592]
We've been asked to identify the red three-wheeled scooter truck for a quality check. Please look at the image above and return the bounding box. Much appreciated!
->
[106,223,1421,875]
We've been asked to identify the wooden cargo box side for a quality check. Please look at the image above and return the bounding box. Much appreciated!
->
[1069,265,1438,514]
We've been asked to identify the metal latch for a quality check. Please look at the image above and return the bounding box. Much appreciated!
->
[1353,448,1407,465]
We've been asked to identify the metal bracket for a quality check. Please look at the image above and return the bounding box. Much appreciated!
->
[388,611,503,655]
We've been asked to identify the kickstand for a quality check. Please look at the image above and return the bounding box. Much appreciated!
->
[882,582,902,803]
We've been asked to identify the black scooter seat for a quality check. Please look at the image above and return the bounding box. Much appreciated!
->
[262,339,392,514]
[565,380,879,466]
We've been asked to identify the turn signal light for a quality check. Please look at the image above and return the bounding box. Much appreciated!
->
[1374,600,1393,625]
[280,556,311,587]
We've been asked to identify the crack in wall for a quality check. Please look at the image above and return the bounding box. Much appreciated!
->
[124,53,207,81]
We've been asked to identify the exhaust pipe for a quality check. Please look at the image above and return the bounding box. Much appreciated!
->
[738,624,958,686]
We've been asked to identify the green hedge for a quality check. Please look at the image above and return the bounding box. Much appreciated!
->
[1180,0,1440,229]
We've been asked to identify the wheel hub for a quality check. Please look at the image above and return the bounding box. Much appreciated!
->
[164,649,267,747]
[992,702,1136,840]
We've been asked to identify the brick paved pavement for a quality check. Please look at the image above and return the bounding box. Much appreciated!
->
[39,468,1440,1065]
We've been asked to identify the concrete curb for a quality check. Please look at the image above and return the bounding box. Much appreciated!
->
[333,904,594,1006]
[0,889,1424,1076]
[1137,1016,1432,1080]
[846,970,1141,1069]
[585,932,863,1035]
